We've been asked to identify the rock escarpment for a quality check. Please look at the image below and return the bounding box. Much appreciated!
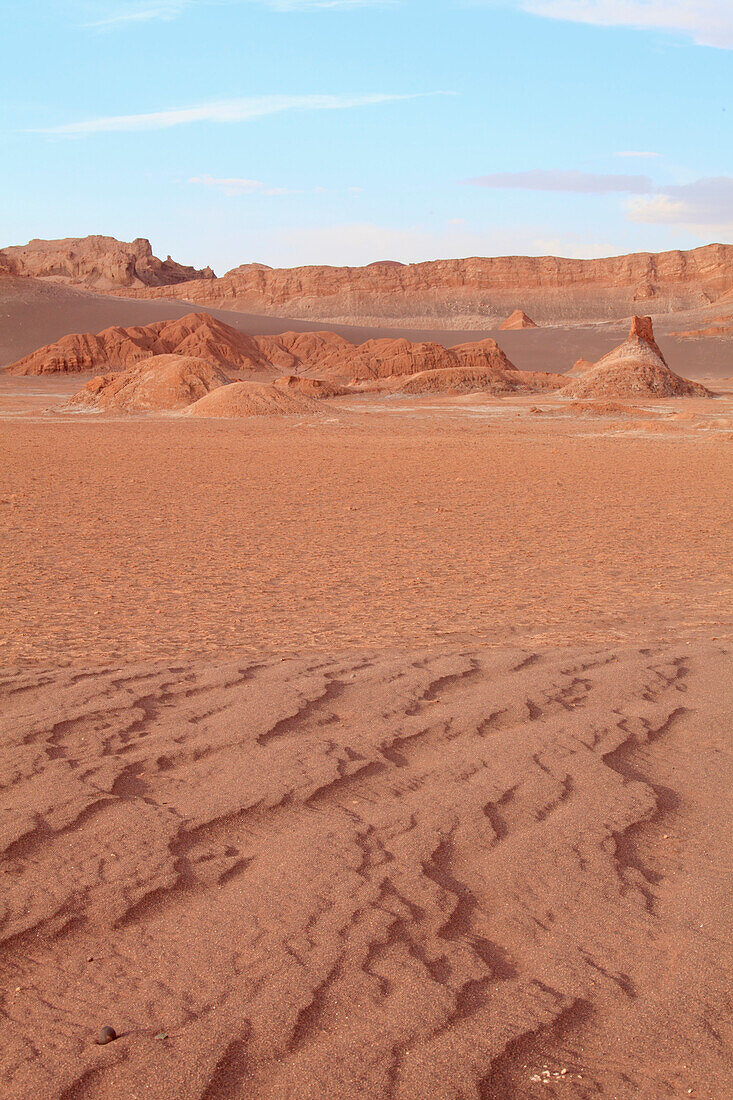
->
[106,243,733,327]
[0,236,213,290]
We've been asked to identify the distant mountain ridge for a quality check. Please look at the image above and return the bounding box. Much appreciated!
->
[1,236,731,328]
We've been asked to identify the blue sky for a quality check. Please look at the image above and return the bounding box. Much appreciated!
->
[2,1,731,271]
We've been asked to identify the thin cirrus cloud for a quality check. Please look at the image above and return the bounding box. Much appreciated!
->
[507,0,733,50]
[190,175,298,196]
[626,177,733,228]
[30,92,441,135]
[464,170,654,193]
[465,169,733,232]
[614,151,659,159]
[83,0,391,27]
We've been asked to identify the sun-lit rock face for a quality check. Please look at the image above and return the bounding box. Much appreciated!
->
[0,236,213,289]
[63,355,232,412]
[499,309,538,330]
[99,243,733,327]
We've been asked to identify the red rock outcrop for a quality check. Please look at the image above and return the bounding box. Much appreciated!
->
[499,309,538,330]
[104,243,733,327]
[395,366,566,396]
[563,317,712,399]
[183,381,320,418]
[5,314,520,382]
[5,310,582,396]
[273,375,350,398]
[7,313,274,375]
[0,236,213,290]
[347,337,517,382]
[64,355,231,413]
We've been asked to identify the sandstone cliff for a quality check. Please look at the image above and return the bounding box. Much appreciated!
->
[0,236,213,290]
[106,243,733,328]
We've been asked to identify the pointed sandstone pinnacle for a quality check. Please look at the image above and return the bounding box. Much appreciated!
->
[499,309,538,330]
[561,313,711,399]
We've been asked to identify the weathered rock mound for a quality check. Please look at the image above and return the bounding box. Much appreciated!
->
[273,375,350,398]
[347,337,516,382]
[0,236,213,290]
[499,309,538,330]
[64,355,231,413]
[7,312,274,375]
[184,381,320,418]
[396,366,565,395]
[563,316,712,399]
[106,243,733,327]
[5,313,522,384]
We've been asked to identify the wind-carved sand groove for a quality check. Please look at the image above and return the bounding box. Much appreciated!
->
[0,643,730,1099]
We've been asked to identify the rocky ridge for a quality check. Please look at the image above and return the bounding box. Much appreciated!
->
[0,236,213,290]
[104,242,733,326]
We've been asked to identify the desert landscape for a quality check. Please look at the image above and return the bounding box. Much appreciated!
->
[0,228,731,1100]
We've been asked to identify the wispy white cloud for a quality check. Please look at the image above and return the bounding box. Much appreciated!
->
[464,169,653,193]
[464,168,733,239]
[190,174,297,195]
[250,220,622,266]
[83,0,393,27]
[614,151,659,158]
[505,1,733,49]
[31,92,442,135]
[626,176,733,233]
[83,1,189,26]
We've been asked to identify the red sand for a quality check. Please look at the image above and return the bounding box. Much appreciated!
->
[0,375,731,1100]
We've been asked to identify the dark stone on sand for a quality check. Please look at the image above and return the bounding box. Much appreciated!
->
[95,1026,117,1045]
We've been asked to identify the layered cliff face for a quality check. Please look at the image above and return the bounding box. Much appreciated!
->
[2,236,731,327]
[107,243,733,327]
[0,236,214,290]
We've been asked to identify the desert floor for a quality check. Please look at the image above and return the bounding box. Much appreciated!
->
[1,379,732,1099]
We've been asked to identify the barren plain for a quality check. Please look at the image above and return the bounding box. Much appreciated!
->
[0,240,732,1100]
